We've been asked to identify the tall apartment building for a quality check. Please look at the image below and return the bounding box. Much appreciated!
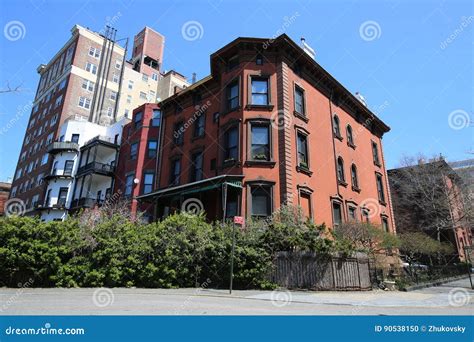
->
[9,24,189,216]
[137,34,396,236]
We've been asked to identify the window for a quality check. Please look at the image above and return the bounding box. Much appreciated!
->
[226,81,239,111]
[71,134,80,143]
[115,60,122,69]
[110,91,117,101]
[151,109,161,126]
[194,114,205,138]
[142,172,154,194]
[46,132,54,144]
[112,73,119,83]
[139,91,147,100]
[41,153,48,165]
[151,73,158,81]
[173,122,184,145]
[348,206,357,221]
[213,112,219,123]
[127,95,132,104]
[382,217,389,232]
[337,157,345,183]
[250,185,272,218]
[134,111,143,129]
[299,191,312,219]
[372,141,380,165]
[82,79,95,92]
[128,80,134,90]
[88,47,101,58]
[142,74,148,82]
[347,125,354,146]
[297,132,309,169]
[332,202,342,227]
[147,140,158,158]
[130,142,138,160]
[170,159,181,185]
[191,151,203,181]
[54,95,63,108]
[78,96,91,109]
[57,187,68,206]
[333,115,341,138]
[376,173,385,203]
[250,123,270,161]
[125,174,134,196]
[251,77,269,105]
[294,86,305,115]
[256,54,263,65]
[224,126,238,161]
[64,160,74,175]
[106,107,113,117]
[85,62,97,75]
[362,209,370,223]
[124,109,130,118]
[351,164,359,190]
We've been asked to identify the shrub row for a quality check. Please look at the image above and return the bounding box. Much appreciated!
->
[0,206,335,289]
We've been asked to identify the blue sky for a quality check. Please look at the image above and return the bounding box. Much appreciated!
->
[0,0,472,182]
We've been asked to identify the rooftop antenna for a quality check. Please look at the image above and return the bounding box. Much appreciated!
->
[300,37,316,60]
[192,72,197,84]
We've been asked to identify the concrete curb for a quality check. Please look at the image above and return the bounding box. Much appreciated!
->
[402,275,470,291]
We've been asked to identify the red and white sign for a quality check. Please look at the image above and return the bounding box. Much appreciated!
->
[233,216,244,225]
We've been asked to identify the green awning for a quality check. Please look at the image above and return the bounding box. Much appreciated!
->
[136,175,244,202]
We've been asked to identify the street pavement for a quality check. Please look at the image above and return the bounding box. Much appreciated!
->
[0,278,472,315]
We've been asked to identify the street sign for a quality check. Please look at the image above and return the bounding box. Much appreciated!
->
[233,216,244,225]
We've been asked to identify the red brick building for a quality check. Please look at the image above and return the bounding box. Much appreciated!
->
[137,34,395,234]
[0,182,12,217]
[114,103,161,219]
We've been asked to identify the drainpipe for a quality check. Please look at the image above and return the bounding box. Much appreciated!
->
[90,26,109,123]
[113,37,128,122]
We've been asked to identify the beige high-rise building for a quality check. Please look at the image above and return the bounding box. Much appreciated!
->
[9,24,189,215]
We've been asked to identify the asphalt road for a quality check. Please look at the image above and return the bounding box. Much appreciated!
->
[0,278,472,315]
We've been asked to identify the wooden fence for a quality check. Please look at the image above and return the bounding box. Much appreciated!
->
[272,251,371,291]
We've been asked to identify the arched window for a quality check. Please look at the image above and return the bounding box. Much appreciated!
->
[337,157,345,183]
[333,115,341,137]
[346,125,354,146]
[351,164,359,189]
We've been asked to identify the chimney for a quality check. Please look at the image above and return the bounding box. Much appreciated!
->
[192,72,197,84]
[300,37,316,60]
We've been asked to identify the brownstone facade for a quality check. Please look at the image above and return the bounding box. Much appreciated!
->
[139,34,395,235]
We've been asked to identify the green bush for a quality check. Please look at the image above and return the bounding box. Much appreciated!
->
[0,205,341,289]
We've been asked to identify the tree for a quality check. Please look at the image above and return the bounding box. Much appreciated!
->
[0,82,24,94]
[389,155,471,251]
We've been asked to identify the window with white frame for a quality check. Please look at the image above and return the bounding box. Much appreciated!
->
[88,46,101,58]
[115,60,122,69]
[81,79,95,92]
[110,91,117,101]
[112,73,119,83]
[78,96,91,109]
[85,62,97,75]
